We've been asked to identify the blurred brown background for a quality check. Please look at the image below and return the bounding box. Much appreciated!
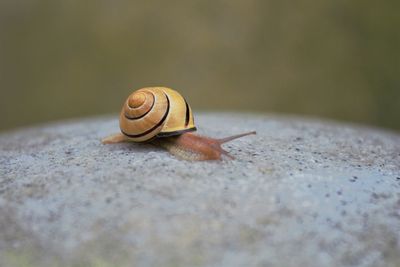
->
[0,0,399,132]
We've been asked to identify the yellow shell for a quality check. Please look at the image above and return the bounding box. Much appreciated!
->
[119,87,196,142]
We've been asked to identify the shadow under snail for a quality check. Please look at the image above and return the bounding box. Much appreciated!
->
[102,87,256,161]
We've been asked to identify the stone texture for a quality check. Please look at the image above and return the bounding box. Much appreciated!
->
[0,113,400,267]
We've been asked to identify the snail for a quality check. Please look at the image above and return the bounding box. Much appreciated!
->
[102,87,256,161]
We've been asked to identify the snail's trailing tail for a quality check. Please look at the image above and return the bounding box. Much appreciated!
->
[217,131,257,144]
[101,133,127,144]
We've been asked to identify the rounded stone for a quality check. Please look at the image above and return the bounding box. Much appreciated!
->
[0,113,399,267]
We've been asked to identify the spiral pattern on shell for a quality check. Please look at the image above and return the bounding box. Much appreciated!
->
[119,87,196,142]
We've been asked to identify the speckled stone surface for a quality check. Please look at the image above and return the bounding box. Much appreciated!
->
[1,113,400,267]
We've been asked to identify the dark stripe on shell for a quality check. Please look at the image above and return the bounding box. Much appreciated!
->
[124,93,155,120]
[156,127,197,138]
[184,98,190,126]
[122,94,170,139]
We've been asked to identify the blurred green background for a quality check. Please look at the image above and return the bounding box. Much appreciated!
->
[1,0,399,132]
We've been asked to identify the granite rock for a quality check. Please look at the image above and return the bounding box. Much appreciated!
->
[0,113,400,267]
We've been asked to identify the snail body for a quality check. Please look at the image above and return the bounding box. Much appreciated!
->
[152,131,256,161]
[102,87,256,161]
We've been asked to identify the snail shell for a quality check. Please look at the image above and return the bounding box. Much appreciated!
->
[119,87,196,142]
